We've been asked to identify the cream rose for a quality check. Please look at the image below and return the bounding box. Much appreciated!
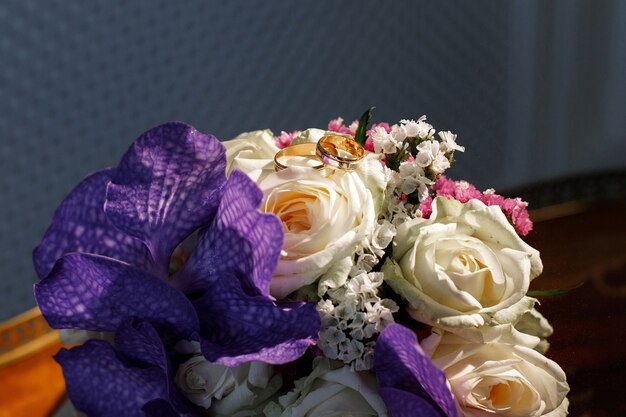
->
[224,128,386,299]
[175,354,282,417]
[264,357,388,417]
[259,156,385,298]
[223,129,279,183]
[422,330,569,417]
[383,197,543,328]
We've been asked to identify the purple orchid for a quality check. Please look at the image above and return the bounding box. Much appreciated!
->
[57,319,197,417]
[374,323,460,417]
[33,122,319,366]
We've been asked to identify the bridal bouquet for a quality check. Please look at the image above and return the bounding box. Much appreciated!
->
[33,110,569,417]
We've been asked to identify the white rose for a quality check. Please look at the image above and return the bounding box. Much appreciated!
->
[259,155,385,298]
[175,354,282,417]
[422,330,569,417]
[223,127,385,298]
[383,197,543,328]
[289,128,330,145]
[514,308,554,354]
[265,357,388,417]
[223,129,279,183]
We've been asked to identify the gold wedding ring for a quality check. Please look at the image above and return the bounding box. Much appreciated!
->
[274,143,329,171]
[316,135,364,170]
[274,135,365,171]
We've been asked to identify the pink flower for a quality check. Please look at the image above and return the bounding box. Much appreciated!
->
[453,181,482,202]
[432,176,458,197]
[503,197,533,235]
[481,192,506,207]
[275,130,301,149]
[327,118,354,135]
[419,176,533,235]
[418,196,433,218]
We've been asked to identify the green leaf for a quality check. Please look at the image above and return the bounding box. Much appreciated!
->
[354,106,375,146]
[527,288,575,297]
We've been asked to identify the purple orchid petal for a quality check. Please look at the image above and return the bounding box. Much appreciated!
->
[378,388,447,417]
[57,320,196,417]
[34,253,199,338]
[33,169,151,279]
[105,122,226,276]
[114,319,168,368]
[194,274,319,366]
[115,319,198,416]
[56,340,169,417]
[174,170,282,297]
[374,324,459,417]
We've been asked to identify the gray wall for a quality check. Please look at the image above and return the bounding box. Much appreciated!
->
[1,0,625,320]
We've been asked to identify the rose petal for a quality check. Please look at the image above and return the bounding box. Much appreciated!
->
[174,170,283,297]
[374,323,459,417]
[105,122,226,275]
[34,253,199,338]
[33,169,151,279]
[194,274,319,366]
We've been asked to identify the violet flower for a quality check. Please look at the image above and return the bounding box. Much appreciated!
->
[33,122,319,366]
[57,319,199,417]
[374,323,460,417]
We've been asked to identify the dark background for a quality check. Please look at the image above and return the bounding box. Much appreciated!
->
[0,0,625,320]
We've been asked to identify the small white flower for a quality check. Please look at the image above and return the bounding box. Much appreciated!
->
[354,344,375,371]
[344,339,365,362]
[398,162,432,198]
[438,130,465,153]
[415,140,437,165]
[401,117,435,139]
[390,124,407,143]
[431,153,451,174]
[416,140,450,173]
[352,253,378,275]
[401,119,421,138]
[372,126,401,154]
[371,221,396,255]
[334,302,357,320]
[316,271,398,370]
[321,326,347,344]
[317,299,335,314]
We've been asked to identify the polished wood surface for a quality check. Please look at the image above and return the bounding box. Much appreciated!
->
[526,198,626,417]
[0,343,66,417]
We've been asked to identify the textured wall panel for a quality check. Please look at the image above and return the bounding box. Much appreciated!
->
[3,1,625,319]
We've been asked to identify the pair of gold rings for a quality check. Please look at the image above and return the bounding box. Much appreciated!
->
[274,135,365,172]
